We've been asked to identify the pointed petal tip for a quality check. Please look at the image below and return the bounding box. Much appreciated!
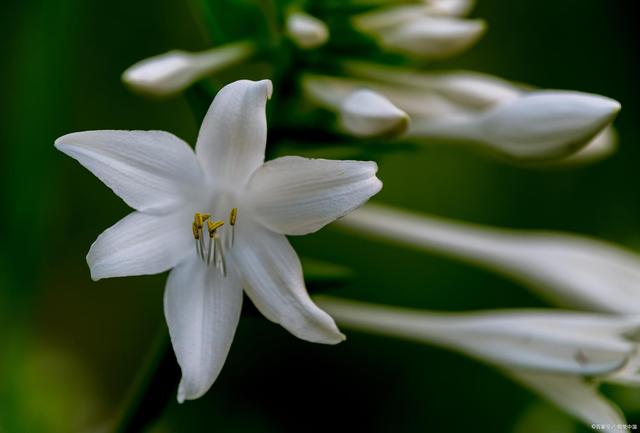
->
[340,89,410,137]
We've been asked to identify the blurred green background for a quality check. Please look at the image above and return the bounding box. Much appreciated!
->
[1,1,639,432]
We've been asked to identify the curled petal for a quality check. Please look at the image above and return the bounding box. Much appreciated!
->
[246,156,382,235]
[164,258,243,402]
[87,210,193,280]
[55,130,204,214]
[196,79,272,186]
[230,223,345,343]
[122,42,255,98]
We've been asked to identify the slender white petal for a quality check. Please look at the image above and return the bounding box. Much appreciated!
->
[286,11,329,49]
[316,296,639,375]
[164,258,243,403]
[410,91,621,160]
[507,370,626,431]
[340,89,409,137]
[55,130,203,214]
[195,79,273,186]
[229,222,344,343]
[246,156,382,235]
[377,16,487,59]
[339,204,640,313]
[122,42,255,97]
[87,210,194,280]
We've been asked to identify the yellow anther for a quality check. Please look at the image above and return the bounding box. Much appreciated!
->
[194,212,203,229]
[192,222,200,240]
[201,213,211,222]
[230,208,238,226]
[207,220,224,237]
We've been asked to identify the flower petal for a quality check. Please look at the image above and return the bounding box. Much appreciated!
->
[195,79,272,186]
[230,222,344,343]
[55,130,203,214]
[246,156,382,235]
[507,370,625,431]
[164,258,243,403]
[87,210,193,281]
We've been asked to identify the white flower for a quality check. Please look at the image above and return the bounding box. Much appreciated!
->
[352,5,486,59]
[54,79,382,402]
[286,11,329,49]
[302,66,621,161]
[339,203,640,314]
[316,296,640,431]
[122,42,255,98]
[340,89,409,137]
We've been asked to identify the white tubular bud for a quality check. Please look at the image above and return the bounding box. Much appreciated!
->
[122,41,255,98]
[286,11,329,49]
[340,89,409,137]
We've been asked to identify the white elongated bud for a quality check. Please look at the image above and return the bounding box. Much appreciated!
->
[316,296,635,430]
[423,0,475,16]
[375,16,486,59]
[317,296,640,376]
[353,5,428,32]
[410,90,621,160]
[122,42,255,97]
[339,204,640,314]
[340,89,409,137]
[343,61,524,109]
[286,11,329,49]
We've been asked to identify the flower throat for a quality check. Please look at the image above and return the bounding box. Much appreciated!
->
[191,209,237,276]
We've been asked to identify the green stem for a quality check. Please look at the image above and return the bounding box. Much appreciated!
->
[110,328,178,433]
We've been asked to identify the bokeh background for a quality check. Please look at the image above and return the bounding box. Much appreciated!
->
[1,1,639,432]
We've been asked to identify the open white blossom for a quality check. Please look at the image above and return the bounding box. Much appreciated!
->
[122,42,255,98]
[286,11,329,49]
[317,296,640,431]
[302,69,620,161]
[339,204,640,314]
[54,79,382,402]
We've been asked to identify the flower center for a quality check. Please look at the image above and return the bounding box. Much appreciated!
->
[191,208,237,276]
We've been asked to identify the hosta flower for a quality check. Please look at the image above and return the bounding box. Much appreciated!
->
[54,79,382,402]
[339,203,640,314]
[317,296,640,431]
[302,68,620,161]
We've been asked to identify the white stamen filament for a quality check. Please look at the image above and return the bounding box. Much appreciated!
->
[192,210,237,276]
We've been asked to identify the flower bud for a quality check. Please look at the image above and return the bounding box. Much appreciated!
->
[340,89,409,137]
[286,11,329,49]
[410,91,621,160]
[122,42,255,98]
[339,203,640,314]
